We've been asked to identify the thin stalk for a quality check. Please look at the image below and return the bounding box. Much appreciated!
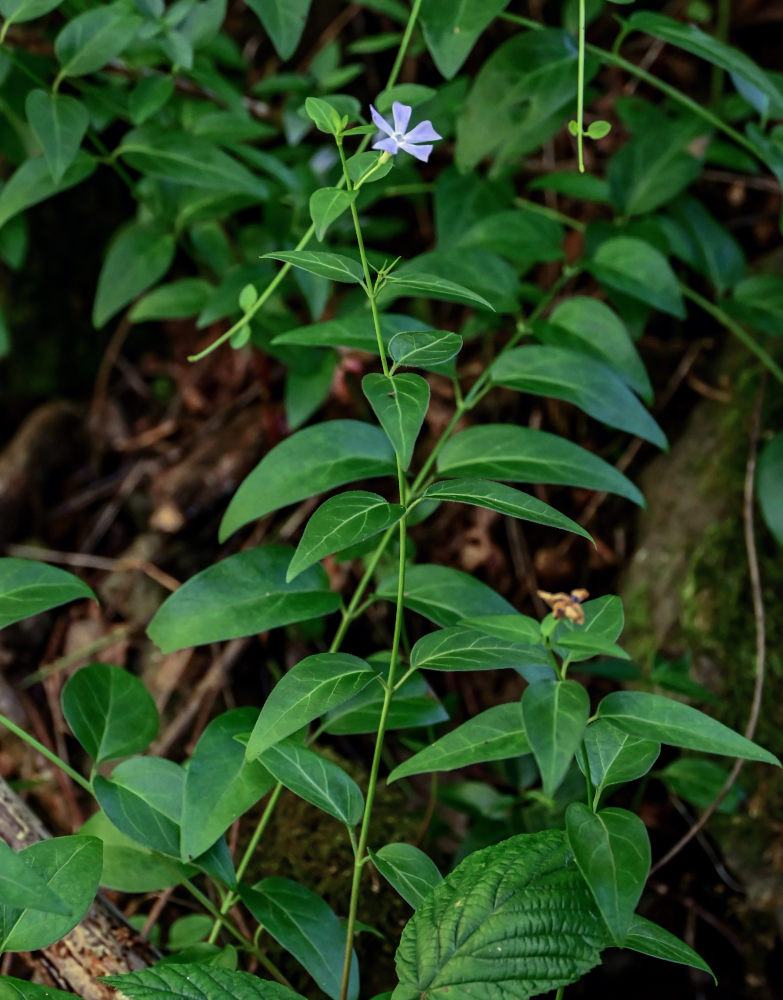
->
[387,0,424,87]
[514,196,586,233]
[576,0,586,173]
[0,713,92,794]
[710,0,732,108]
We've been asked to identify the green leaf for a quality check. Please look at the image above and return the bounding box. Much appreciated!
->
[586,120,611,139]
[587,237,685,319]
[129,278,212,322]
[370,844,442,909]
[117,127,268,199]
[455,210,564,268]
[565,804,651,945]
[436,425,645,506]
[0,978,78,1000]
[597,691,780,765]
[392,829,610,1000]
[362,372,429,470]
[310,187,357,241]
[324,667,448,735]
[665,196,745,297]
[0,0,63,24]
[529,170,609,202]
[257,739,364,826]
[420,0,510,79]
[490,346,666,448]
[54,3,142,77]
[94,757,183,857]
[181,709,274,862]
[273,313,434,357]
[0,558,95,630]
[389,330,462,369]
[725,274,783,335]
[388,703,531,783]
[241,878,359,1000]
[556,632,630,663]
[93,222,175,328]
[658,757,744,814]
[757,430,783,545]
[410,625,541,673]
[103,964,307,1000]
[221,421,395,541]
[25,90,89,184]
[522,679,590,798]
[303,96,344,135]
[80,810,192,892]
[376,564,515,628]
[0,153,96,233]
[285,351,336,430]
[129,74,176,125]
[346,150,395,185]
[422,478,593,541]
[0,841,71,914]
[147,546,340,654]
[577,719,660,801]
[0,836,102,952]
[246,653,376,759]
[61,662,158,764]
[244,0,312,59]
[458,614,541,644]
[288,491,403,582]
[263,250,364,284]
[624,915,715,981]
[546,297,652,402]
[380,270,494,311]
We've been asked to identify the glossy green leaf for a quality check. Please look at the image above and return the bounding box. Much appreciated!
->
[245,0,312,59]
[0,836,101,952]
[129,278,212,322]
[263,250,364,283]
[287,492,404,582]
[55,3,142,76]
[624,914,715,980]
[380,270,494,310]
[546,297,652,402]
[0,841,70,914]
[363,372,429,470]
[725,274,783,336]
[0,558,95,630]
[246,653,376,759]
[285,351,336,430]
[389,703,530,783]
[522,679,590,798]
[665,195,745,296]
[587,237,685,318]
[220,421,396,540]
[80,810,192,892]
[0,978,78,1000]
[455,210,564,267]
[420,0,510,79]
[458,613,541,644]
[529,170,610,201]
[272,312,433,355]
[410,625,541,673]
[0,0,63,23]
[93,222,175,327]
[103,964,307,1000]
[490,346,666,448]
[422,478,593,541]
[376,564,515,628]
[757,430,783,544]
[0,153,96,234]
[389,330,462,369]
[658,757,744,814]
[25,90,89,184]
[129,74,176,125]
[258,739,364,826]
[94,757,183,857]
[556,631,630,662]
[181,709,274,862]
[392,829,610,1000]
[303,96,344,135]
[242,878,359,1000]
[310,187,357,241]
[577,719,660,800]
[597,691,780,765]
[566,804,651,944]
[324,670,448,735]
[370,844,442,909]
[436,425,644,506]
[147,546,339,653]
[61,662,158,764]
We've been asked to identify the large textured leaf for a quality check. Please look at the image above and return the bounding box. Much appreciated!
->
[0,558,95,630]
[565,804,651,944]
[25,90,89,184]
[521,680,590,798]
[410,625,541,673]
[392,829,610,1000]
[93,222,176,327]
[624,915,714,980]
[370,844,442,909]
[0,841,70,914]
[246,653,376,759]
[376,564,515,627]
[220,421,396,541]
[263,250,364,284]
[389,330,462,369]
[0,836,101,952]
[597,691,779,765]
[388,703,530,783]
[181,709,274,862]
[0,978,78,1000]
[288,491,404,582]
[0,153,96,233]
[257,740,364,826]
[363,372,429,469]
[147,546,339,653]
[244,0,312,60]
[587,237,685,318]
[241,878,359,1000]
[422,478,592,541]
[94,757,184,858]
[436,425,644,506]
[103,964,307,1000]
[577,719,660,801]
[61,662,158,764]
[490,346,666,447]
[54,3,142,76]
[421,0,510,79]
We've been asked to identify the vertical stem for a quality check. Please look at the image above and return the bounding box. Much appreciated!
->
[576,0,586,173]
[710,0,731,107]
[387,0,424,89]
[0,713,93,794]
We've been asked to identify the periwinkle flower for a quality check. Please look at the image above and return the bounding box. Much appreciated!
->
[369,101,441,163]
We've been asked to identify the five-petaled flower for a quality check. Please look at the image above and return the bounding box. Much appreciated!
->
[369,101,441,163]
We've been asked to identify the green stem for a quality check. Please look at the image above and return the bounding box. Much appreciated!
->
[387,0,424,88]
[555,986,565,1000]
[576,0,586,173]
[710,0,732,108]
[0,712,92,794]
[514,196,586,232]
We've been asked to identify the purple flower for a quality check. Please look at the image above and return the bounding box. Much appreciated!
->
[369,101,441,163]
